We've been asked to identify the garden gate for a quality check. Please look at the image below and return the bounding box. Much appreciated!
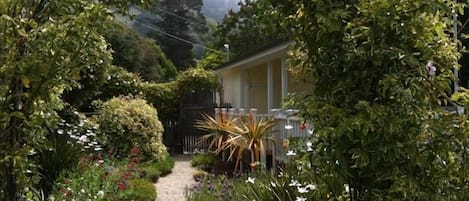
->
[165,89,216,154]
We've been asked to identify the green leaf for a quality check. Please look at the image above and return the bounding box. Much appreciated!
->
[21,76,30,88]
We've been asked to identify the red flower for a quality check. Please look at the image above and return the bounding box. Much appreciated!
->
[97,153,103,160]
[130,147,141,155]
[128,161,137,169]
[117,181,127,191]
[299,123,306,130]
[131,157,140,163]
[121,172,131,180]
[107,148,114,156]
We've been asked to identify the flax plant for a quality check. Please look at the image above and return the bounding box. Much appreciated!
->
[195,112,233,160]
[224,113,275,171]
[197,112,275,171]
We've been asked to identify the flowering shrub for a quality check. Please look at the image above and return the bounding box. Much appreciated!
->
[49,148,157,201]
[138,155,175,182]
[37,107,102,197]
[94,97,167,160]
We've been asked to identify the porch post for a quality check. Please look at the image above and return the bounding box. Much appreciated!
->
[281,58,289,99]
[240,69,245,108]
[267,61,274,113]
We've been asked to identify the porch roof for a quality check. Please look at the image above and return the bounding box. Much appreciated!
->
[215,39,291,73]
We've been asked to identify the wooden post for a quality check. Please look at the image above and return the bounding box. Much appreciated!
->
[270,109,279,174]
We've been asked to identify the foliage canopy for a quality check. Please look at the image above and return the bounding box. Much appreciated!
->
[215,0,288,58]
[268,0,468,200]
[105,23,177,82]
[0,0,148,200]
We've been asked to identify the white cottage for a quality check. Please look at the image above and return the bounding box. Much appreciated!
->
[215,40,309,114]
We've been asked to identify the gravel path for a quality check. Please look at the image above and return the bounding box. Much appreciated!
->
[154,155,197,201]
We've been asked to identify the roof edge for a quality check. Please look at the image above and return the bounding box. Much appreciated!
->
[215,40,292,73]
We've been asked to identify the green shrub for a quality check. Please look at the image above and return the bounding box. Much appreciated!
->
[138,155,175,182]
[153,155,175,175]
[139,81,179,120]
[91,67,219,122]
[192,169,212,182]
[191,152,216,170]
[119,179,156,201]
[139,164,162,182]
[94,97,167,160]
[97,66,143,103]
[175,67,219,94]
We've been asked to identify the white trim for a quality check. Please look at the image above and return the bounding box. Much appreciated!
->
[267,61,274,113]
[215,42,290,73]
[281,58,288,99]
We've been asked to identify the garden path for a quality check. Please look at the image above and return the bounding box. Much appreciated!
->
[154,154,197,201]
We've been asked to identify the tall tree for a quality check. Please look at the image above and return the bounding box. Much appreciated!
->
[105,23,177,82]
[137,0,208,70]
[271,0,467,200]
[0,1,147,200]
[215,0,288,58]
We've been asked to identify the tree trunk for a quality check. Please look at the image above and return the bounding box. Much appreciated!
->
[4,78,23,201]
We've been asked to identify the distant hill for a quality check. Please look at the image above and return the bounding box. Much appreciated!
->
[202,0,240,22]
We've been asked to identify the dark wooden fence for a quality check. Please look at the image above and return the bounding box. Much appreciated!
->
[162,89,217,154]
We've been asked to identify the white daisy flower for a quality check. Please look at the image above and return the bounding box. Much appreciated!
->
[286,150,296,156]
[297,186,309,194]
[246,177,255,184]
[295,197,307,201]
[306,184,316,190]
[289,180,301,187]
[344,184,350,193]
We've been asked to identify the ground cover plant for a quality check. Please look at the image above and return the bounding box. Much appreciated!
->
[191,152,216,171]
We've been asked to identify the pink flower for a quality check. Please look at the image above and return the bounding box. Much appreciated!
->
[128,161,137,169]
[117,182,127,191]
[130,147,141,155]
[121,172,131,180]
